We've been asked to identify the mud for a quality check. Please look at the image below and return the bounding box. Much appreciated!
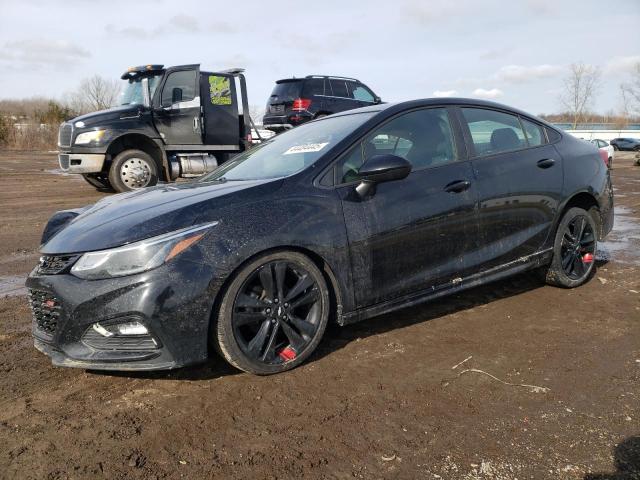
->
[0,150,639,479]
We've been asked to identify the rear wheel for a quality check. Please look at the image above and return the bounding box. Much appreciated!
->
[215,251,330,375]
[108,149,159,192]
[543,207,597,288]
[81,173,114,192]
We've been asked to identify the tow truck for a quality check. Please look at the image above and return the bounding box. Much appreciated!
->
[57,65,255,192]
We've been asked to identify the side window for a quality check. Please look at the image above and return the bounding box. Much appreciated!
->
[352,84,375,102]
[337,108,457,183]
[521,118,545,147]
[546,128,562,143]
[161,70,197,106]
[330,79,349,98]
[302,78,325,97]
[462,108,526,156]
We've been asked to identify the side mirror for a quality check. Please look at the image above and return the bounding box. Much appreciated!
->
[172,87,183,104]
[355,154,411,197]
[373,96,382,104]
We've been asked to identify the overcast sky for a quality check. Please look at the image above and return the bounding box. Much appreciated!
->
[0,0,638,116]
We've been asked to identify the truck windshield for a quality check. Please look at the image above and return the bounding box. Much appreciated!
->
[120,75,162,106]
[199,112,376,182]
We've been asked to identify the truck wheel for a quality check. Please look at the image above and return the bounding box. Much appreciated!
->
[108,149,159,192]
[81,173,114,192]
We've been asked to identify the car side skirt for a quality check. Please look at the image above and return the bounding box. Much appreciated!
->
[339,248,553,326]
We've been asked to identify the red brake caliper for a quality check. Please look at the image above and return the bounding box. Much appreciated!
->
[582,253,594,264]
[278,346,297,362]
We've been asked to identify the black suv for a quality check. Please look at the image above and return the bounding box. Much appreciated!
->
[262,75,380,132]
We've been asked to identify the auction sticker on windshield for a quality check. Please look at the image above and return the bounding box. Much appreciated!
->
[283,142,329,155]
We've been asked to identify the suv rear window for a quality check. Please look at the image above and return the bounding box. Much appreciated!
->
[330,79,349,98]
[302,78,326,96]
[270,80,302,101]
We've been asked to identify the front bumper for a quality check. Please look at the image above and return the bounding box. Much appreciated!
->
[26,258,219,371]
[58,152,106,174]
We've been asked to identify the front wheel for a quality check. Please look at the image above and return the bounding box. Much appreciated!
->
[542,207,597,288]
[108,149,159,192]
[215,251,330,375]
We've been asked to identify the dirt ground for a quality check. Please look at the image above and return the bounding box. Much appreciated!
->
[0,150,638,480]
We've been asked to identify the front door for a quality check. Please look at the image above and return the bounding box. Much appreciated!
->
[200,72,240,147]
[336,107,479,308]
[459,107,563,270]
[154,67,202,145]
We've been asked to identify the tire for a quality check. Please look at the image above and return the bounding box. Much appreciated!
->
[108,149,159,192]
[216,251,330,375]
[314,113,328,119]
[543,207,597,288]
[81,173,114,192]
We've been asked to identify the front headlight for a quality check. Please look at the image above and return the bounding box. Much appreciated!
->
[74,130,107,145]
[70,222,218,279]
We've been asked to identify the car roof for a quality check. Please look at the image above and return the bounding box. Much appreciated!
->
[327,97,559,129]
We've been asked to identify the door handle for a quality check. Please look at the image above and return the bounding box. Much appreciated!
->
[537,158,555,169]
[444,180,471,193]
[193,117,199,132]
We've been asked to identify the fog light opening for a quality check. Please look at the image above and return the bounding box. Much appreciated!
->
[114,321,149,336]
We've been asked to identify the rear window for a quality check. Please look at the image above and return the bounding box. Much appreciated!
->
[270,80,302,102]
[302,78,326,96]
[330,79,349,98]
[462,108,526,156]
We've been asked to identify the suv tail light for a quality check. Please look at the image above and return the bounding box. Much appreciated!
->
[292,98,312,111]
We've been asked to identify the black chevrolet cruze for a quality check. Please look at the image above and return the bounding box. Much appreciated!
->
[27,98,614,375]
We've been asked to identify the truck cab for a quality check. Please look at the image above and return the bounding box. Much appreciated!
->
[57,64,252,192]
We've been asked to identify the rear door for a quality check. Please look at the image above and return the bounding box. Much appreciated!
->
[459,107,562,270]
[200,72,240,147]
[153,67,202,145]
[336,107,480,307]
[267,80,302,116]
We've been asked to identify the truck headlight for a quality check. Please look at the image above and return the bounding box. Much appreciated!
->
[74,130,107,145]
[70,222,218,279]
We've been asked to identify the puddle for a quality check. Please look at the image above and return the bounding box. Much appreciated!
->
[597,205,640,265]
[0,276,28,297]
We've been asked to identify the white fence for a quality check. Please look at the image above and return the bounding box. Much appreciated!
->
[565,130,640,141]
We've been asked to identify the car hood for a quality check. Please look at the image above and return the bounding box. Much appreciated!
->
[41,178,282,254]
[71,105,141,126]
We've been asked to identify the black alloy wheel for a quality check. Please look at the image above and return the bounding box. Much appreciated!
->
[543,207,597,288]
[216,252,330,374]
[559,215,596,280]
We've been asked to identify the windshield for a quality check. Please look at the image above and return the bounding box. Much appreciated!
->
[120,75,162,106]
[200,112,376,182]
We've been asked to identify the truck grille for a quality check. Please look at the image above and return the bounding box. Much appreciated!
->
[58,123,73,148]
[37,254,79,275]
[28,289,61,337]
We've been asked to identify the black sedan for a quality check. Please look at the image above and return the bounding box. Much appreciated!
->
[26,99,614,375]
[610,137,640,151]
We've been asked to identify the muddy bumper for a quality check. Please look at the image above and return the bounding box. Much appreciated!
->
[58,152,106,174]
[25,260,218,371]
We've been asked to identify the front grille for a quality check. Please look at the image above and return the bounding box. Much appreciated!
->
[37,254,79,275]
[58,123,73,148]
[58,154,70,170]
[82,327,159,351]
[270,104,285,114]
[28,289,61,336]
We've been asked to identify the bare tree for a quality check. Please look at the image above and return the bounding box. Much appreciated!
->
[560,63,601,129]
[64,75,121,115]
[620,62,640,117]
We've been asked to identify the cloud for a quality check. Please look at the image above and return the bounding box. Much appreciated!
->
[605,55,640,74]
[0,38,90,67]
[105,15,201,38]
[433,90,458,97]
[471,88,503,99]
[402,0,480,25]
[494,64,563,83]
